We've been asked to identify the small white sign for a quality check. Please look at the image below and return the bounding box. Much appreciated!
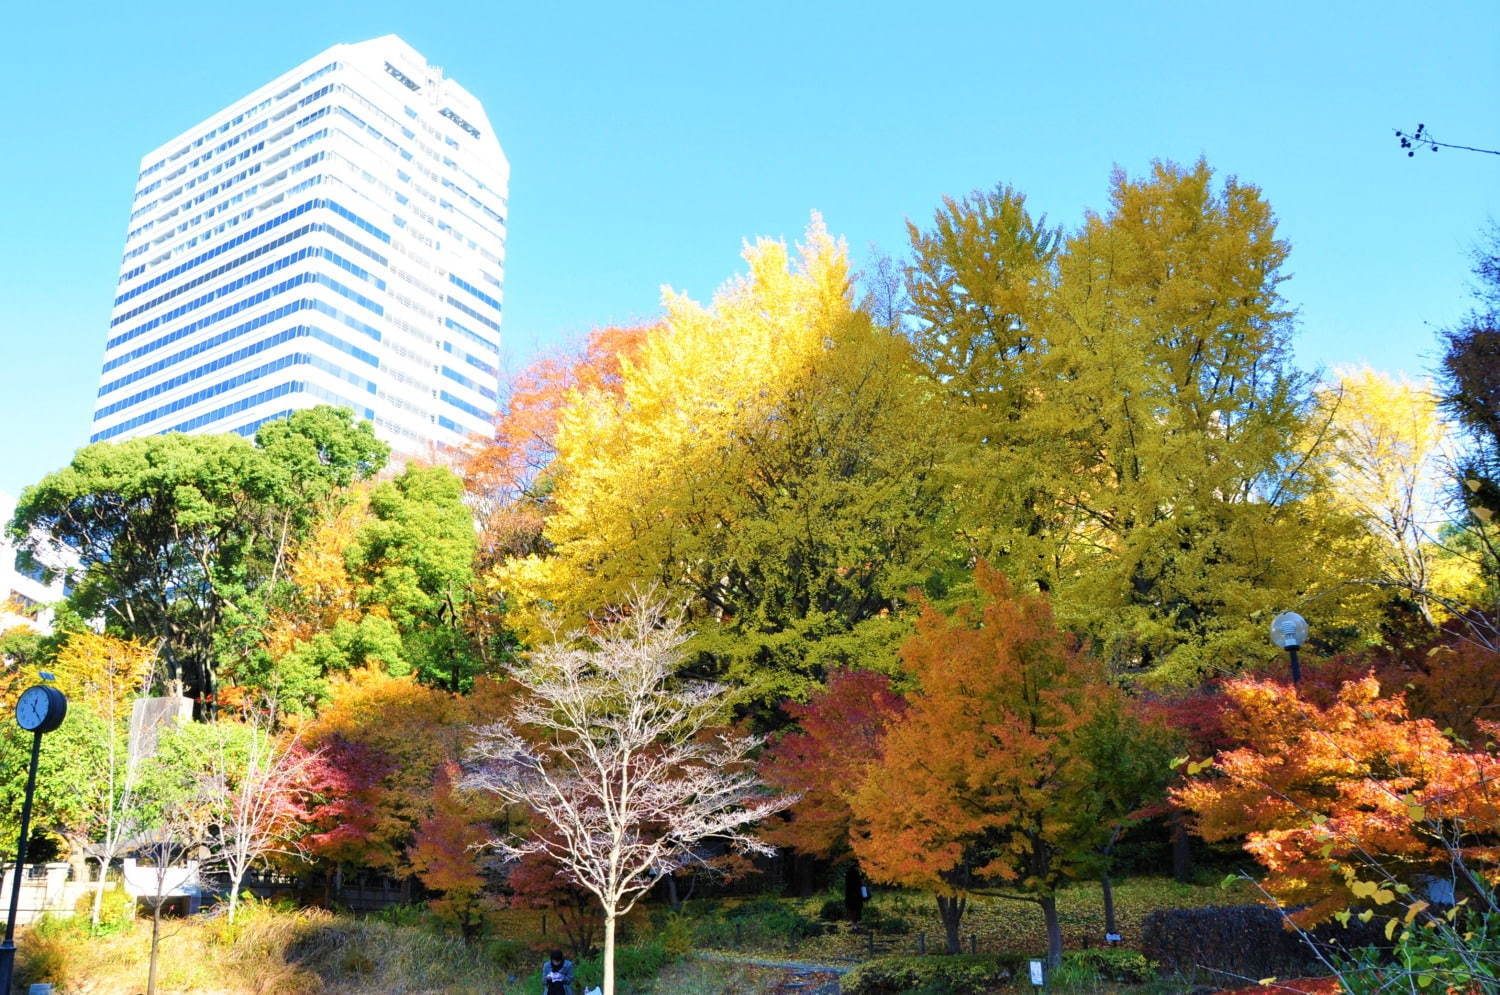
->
[1029,959,1045,986]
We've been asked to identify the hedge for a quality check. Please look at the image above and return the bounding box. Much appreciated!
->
[841,954,1028,994]
[1141,904,1384,983]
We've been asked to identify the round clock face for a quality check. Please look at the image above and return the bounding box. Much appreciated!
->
[15,686,64,733]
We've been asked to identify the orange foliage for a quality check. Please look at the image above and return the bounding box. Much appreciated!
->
[409,761,494,939]
[262,498,374,660]
[294,667,474,874]
[1174,675,1500,925]
[851,563,1120,896]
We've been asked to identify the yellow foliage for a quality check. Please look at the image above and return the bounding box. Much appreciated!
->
[1316,367,1467,623]
[50,631,155,720]
[263,496,376,659]
[497,215,861,630]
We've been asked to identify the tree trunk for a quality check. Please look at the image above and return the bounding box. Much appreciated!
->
[228,868,244,923]
[603,911,617,995]
[1040,894,1062,968]
[91,859,109,929]
[1101,872,1117,938]
[147,904,163,995]
[935,894,965,954]
[664,872,680,911]
[1171,809,1194,883]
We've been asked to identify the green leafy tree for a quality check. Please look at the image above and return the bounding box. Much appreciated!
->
[9,408,387,706]
[347,465,488,692]
[905,161,1381,683]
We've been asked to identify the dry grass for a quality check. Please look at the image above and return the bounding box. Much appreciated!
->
[16,901,523,994]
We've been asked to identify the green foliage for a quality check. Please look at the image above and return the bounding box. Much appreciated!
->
[9,406,388,704]
[574,940,677,991]
[859,908,914,935]
[134,716,256,820]
[692,898,826,948]
[0,696,117,848]
[1334,907,1500,994]
[348,465,486,691]
[653,909,697,956]
[71,881,134,936]
[841,954,1027,995]
[1054,947,1158,985]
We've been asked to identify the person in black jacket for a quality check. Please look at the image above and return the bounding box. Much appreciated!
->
[844,864,868,924]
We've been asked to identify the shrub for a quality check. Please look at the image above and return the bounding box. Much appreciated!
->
[372,902,429,928]
[1057,947,1158,984]
[694,898,824,948]
[1334,907,1500,994]
[841,954,1026,995]
[861,909,914,935]
[1141,904,1383,983]
[819,898,846,921]
[655,910,696,956]
[71,881,135,935]
[574,940,676,991]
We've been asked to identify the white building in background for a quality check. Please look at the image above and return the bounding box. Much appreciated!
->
[0,492,73,634]
[90,35,508,455]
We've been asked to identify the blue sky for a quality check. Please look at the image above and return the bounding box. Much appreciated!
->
[1,0,1495,495]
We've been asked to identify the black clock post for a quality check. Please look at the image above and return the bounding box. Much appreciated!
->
[0,681,68,993]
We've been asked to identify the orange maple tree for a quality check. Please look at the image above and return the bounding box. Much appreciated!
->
[849,563,1124,964]
[1174,675,1500,926]
[408,761,495,940]
[294,667,473,876]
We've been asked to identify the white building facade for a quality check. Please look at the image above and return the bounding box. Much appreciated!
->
[90,36,508,454]
[0,492,73,634]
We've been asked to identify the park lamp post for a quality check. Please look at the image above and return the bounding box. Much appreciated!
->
[1270,612,1309,687]
[0,674,68,994]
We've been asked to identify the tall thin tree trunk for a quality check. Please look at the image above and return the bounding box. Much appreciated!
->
[1041,894,1063,968]
[228,870,243,923]
[91,859,108,929]
[603,911,617,995]
[147,905,163,995]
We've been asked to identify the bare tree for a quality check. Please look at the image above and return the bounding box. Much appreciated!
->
[79,735,142,930]
[462,597,787,995]
[201,718,319,923]
[133,798,213,995]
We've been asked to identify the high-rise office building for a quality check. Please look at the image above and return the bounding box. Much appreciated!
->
[90,35,508,454]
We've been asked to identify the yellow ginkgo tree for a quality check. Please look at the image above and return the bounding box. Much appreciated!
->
[497,216,946,707]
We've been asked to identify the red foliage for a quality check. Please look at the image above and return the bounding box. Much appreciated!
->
[759,669,907,859]
[298,735,391,866]
[505,849,600,955]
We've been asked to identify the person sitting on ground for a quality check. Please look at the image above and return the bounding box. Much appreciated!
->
[542,948,574,995]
